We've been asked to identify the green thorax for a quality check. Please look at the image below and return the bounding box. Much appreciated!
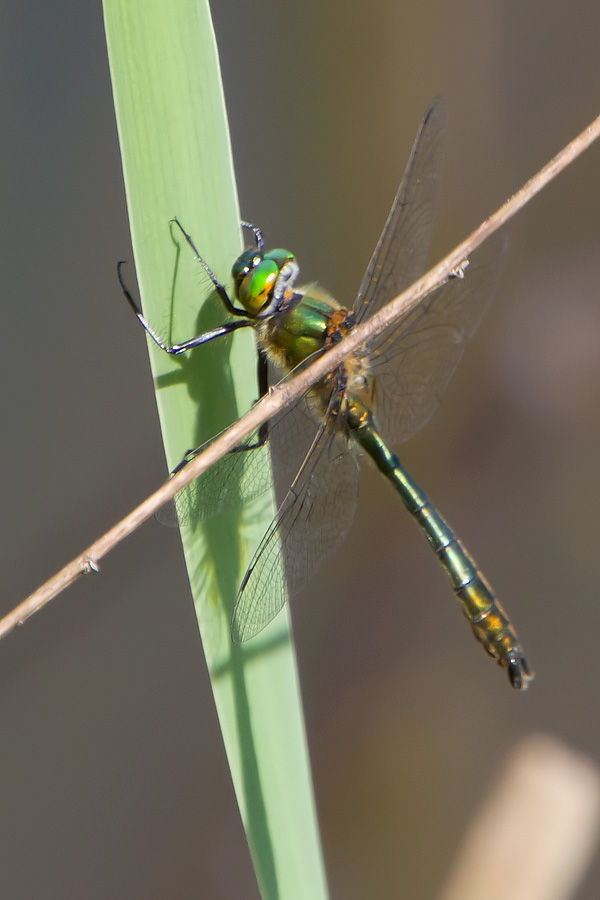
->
[260,287,346,371]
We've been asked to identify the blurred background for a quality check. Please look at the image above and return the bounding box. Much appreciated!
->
[2,0,600,898]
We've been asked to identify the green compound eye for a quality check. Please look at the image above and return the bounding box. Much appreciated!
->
[232,250,262,286]
[263,248,295,267]
[238,258,279,314]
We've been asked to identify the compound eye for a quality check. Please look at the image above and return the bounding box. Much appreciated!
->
[238,259,279,314]
[232,250,262,286]
[263,248,295,268]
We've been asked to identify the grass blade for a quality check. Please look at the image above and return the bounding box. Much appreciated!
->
[103,1,328,896]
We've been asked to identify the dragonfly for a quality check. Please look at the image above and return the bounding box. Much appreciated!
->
[121,98,533,690]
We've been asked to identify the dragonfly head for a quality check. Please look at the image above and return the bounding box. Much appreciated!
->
[232,248,298,316]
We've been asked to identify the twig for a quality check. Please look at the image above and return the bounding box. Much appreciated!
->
[1,110,600,641]
[436,734,600,900]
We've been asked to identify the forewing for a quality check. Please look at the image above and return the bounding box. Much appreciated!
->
[369,231,508,446]
[353,98,447,324]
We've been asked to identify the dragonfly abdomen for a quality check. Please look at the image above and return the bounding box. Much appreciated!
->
[348,402,532,690]
[436,538,530,689]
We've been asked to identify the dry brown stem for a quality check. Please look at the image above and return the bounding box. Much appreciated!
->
[1,110,600,640]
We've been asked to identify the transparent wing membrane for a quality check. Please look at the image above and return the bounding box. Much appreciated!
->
[159,367,330,531]
[367,231,508,446]
[354,97,447,325]
[231,405,360,642]
[160,431,271,527]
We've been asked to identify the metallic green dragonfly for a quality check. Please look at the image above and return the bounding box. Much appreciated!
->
[122,98,532,690]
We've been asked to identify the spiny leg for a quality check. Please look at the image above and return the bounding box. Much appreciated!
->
[240,221,264,251]
[171,347,271,475]
[118,261,253,354]
[169,217,247,318]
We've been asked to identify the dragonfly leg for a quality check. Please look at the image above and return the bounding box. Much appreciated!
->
[255,347,270,446]
[170,350,270,477]
[169,218,247,318]
[171,348,271,476]
[175,349,272,468]
[241,221,264,251]
[118,262,253,355]
[171,427,268,476]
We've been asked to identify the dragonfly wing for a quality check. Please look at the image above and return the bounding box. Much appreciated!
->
[369,230,508,445]
[263,363,316,499]
[157,428,272,527]
[158,363,325,529]
[267,377,335,506]
[353,98,447,324]
[231,416,360,642]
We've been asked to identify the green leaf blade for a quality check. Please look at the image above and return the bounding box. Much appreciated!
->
[103,1,328,896]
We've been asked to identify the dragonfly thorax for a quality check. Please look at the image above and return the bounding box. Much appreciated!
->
[232,247,298,317]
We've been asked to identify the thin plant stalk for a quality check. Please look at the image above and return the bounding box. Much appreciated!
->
[3,104,600,637]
